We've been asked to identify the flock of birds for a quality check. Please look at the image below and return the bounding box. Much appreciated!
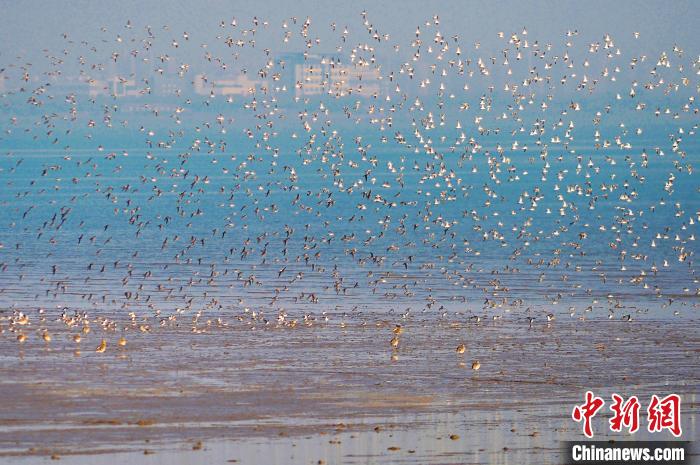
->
[0,12,698,356]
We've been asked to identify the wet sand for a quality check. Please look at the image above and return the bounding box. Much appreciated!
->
[0,316,697,464]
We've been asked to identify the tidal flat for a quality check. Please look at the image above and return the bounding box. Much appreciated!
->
[0,315,697,464]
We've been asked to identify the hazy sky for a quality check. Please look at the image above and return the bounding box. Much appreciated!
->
[1,0,697,68]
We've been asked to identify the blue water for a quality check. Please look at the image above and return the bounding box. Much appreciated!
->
[0,112,697,324]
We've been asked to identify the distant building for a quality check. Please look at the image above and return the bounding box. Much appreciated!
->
[110,77,142,97]
[153,79,182,97]
[88,77,143,98]
[273,52,305,97]
[88,79,109,97]
[274,53,382,99]
[193,74,264,96]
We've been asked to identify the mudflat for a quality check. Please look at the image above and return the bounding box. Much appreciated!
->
[0,316,697,464]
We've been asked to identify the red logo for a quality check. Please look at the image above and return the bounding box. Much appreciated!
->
[609,394,640,433]
[572,392,682,438]
[647,394,682,437]
[572,391,605,438]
